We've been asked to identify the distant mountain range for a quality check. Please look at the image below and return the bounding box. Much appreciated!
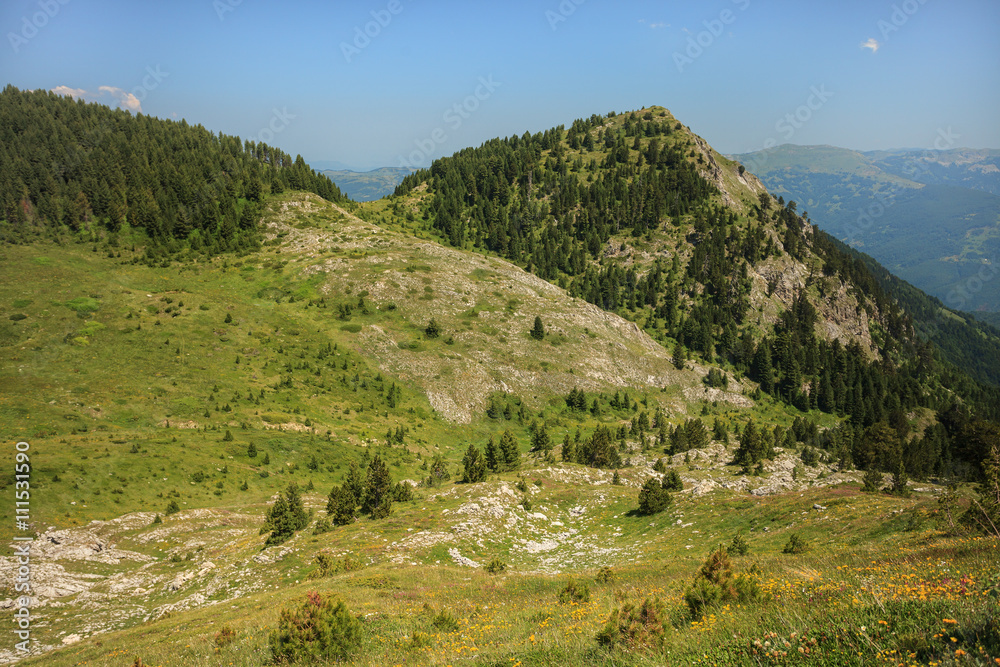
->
[731,145,1000,314]
[321,167,415,202]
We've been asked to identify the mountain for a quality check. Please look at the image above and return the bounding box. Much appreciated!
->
[321,166,415,201]
[868,147,1000,195]
[3,98,999,666]
[730,144,1000,313]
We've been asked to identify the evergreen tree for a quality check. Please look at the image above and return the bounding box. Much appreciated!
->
[484,436,499,471]
[461,443,487,483]
[263,483,309,546]
[326,485,357,526]
[733,418,766,469]
[638,478,671,514]
[362,455,393,519]
[561,435,575,462]
[425,318,441,339]
[498,429,521,471]
[531,316,545,340]
[342,461,365,505]
[530,426,552,452]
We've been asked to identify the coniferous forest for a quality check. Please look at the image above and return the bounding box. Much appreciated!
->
[0,86,343,253]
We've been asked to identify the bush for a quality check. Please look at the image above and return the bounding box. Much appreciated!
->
[683,546,763,617]
[729,533,750,556]
[637,478,671,515]
[782,533,808,554]
[268,592,361,663]
[661,469,683,491]
[165,500,180,515]
[214,626,236,647]
[558,578,591,603]
[431,610,459,632]
[862,468,884,493]
[595,566,615,584]
[595,597,667,650]
[485,558,506,574]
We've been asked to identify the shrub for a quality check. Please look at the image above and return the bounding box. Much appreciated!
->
[862,468,883,493]
[408,631,432,649]
[782,533,808,554]
[431,610,459,632]
[661,469,683,491]
[165,500,180,515]
[595,597,667,650]
[214,626,236,647]
[485,558,506,574]
[652,458,667,474]
[637,478,671,515]
[729,533,750,556]
[268,592,361,663]
[595,566,615,584]
[424,318,440,339]
[683,546,763,617]
[558,578,591,603]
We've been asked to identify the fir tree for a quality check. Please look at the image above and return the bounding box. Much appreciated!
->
[362,455,393,519]
[531,316,545,340]
[461,443,487,483]
[326,485,357,526]
[498,429,521,471]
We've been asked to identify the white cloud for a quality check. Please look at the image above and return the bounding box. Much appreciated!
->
[98,85,142,112]
[49,85,142,112]
[860,38,880,53]
[649,22,668,29]
[50,86,87,99]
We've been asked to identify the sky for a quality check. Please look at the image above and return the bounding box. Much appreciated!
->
[2,0,998,171]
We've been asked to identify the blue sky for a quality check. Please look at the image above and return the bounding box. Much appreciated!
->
[3,0,998,171]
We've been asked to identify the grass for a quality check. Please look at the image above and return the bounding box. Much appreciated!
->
[3,193,996,665]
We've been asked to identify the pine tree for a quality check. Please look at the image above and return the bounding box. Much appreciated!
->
[561,435,575,462]
[498,429,521,471]
[326,485,357,526]
[734,418,765,469]
[362,455,393,519]
[263,483,309,545]
[461,443,487,483]
[672,341,686,370]
[638,478,671,514]
[531,426,552,452]
[531,316,545,340]
[342,461,365,505]
[484,436,499,471]
[425,318,441,339]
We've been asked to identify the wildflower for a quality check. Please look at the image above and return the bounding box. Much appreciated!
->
[943,618,958,624]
